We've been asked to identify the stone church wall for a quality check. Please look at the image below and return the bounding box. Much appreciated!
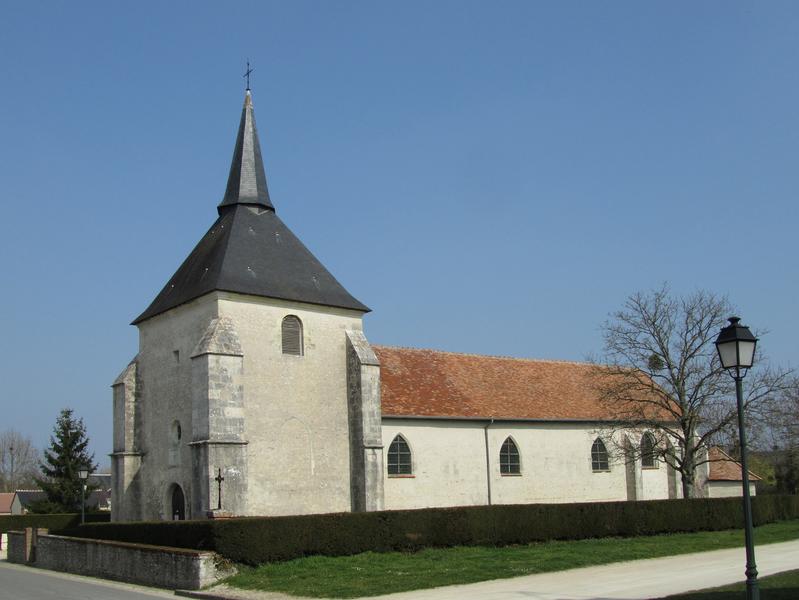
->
[382,419,680,510]
[218,293,365,516]
[134,294,219,520]
[641,462,671,499]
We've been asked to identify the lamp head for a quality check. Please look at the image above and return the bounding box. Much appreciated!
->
[715,316,758,371]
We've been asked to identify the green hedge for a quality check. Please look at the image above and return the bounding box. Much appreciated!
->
[67,495,799,565]
[0,512,110,535]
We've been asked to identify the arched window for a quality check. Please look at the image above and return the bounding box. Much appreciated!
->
[282,315,303,356]
[499,437,521,475]
[641,432,657,468]
[591,438,609,471]
[387,434,412,475]
[168,420,182,467]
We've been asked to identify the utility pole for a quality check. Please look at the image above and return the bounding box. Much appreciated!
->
[9,445,14,492]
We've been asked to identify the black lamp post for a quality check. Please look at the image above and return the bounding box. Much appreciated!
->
[78,467,90,524]
[715,316,759,600]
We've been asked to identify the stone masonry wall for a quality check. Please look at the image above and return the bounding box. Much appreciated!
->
[219,294,365,516]
[346,329,384,512]
[8,531,231,590]
[133,294,219,520]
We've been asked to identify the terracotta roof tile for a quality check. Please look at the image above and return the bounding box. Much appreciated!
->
[708,447,762,482]
[375,346,654,421]
[0,492,13,514]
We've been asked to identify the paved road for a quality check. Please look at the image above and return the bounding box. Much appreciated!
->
[0,560,176,600]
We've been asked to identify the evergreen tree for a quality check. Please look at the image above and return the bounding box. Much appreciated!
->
[35,408,97,513]
[775,448,799,495]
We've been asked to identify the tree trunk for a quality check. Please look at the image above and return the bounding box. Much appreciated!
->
[681,461,697,498]
[681,474,694,498]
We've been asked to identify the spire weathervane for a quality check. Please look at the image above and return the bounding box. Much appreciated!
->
[244,60,254,91]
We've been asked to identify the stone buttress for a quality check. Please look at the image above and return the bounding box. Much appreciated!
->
[110,357,143,521]
[190,317,248,516]
[346,330,384,511]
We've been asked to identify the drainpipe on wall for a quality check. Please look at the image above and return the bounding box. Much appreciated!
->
[483,418,494,505]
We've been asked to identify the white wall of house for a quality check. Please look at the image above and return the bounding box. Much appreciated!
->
[382,419,678,509]
[707,481,756,498]
[10,496,23,515]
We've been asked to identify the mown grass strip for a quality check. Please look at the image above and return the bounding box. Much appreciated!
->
[224,519,799,598]
[661,569,799,599]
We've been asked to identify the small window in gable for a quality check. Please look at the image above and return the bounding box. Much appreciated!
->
[641,432,657,468]
[282,315,303,356]
[499,437,521,475]
[387,434,412,475]
[591,438,609,471]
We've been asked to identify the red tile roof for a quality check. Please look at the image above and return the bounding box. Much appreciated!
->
[0,492,14,514]
[708,447,762,482]
[375,346,663,421]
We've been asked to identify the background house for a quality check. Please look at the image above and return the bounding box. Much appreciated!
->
[702,447,760,498]
[0,493,13,515]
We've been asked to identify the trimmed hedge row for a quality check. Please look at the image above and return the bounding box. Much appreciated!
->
[68,495,799,566]
[0,512,110,534]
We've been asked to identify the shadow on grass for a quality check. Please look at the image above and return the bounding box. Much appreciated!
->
[673,590,798,600]
[667,575,799,600]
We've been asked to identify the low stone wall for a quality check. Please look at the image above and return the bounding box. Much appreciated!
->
[7,530,232,590]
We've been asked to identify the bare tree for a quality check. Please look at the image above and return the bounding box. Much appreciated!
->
[0,430,40,492]
[759,378,799,493]
[767,378,799,450]
[594,285,792,498]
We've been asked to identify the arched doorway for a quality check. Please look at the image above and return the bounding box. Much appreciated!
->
[171,484,185,520]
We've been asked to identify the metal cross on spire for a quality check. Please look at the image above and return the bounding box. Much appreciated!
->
[243,60,254,91]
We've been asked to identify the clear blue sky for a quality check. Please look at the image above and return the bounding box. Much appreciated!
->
[1,2,797,462]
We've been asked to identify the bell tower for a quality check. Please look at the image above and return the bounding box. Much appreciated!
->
[112,88,384,520]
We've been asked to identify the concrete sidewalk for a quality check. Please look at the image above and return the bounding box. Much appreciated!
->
[358,539,799,600]
[184,539,799,600]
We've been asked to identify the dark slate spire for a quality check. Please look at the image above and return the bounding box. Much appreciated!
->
[132,91,369,324]
[218,90,273,212]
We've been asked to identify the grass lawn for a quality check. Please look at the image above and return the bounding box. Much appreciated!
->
[661,569,799,599]
[223,519,799,598]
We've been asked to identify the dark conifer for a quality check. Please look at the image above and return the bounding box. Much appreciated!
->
[34,408,97,513]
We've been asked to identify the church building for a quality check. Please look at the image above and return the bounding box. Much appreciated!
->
[111,90,738,521]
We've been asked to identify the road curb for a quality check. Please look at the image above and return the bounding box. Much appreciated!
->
[175,591,239,600]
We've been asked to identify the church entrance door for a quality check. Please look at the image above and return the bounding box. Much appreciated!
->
[171,484,186,520]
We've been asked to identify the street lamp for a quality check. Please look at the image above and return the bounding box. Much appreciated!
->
[78,467,90,524]
[715,316,759,600]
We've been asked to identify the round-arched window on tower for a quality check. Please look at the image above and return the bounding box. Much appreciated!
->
[282,315,304,356]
